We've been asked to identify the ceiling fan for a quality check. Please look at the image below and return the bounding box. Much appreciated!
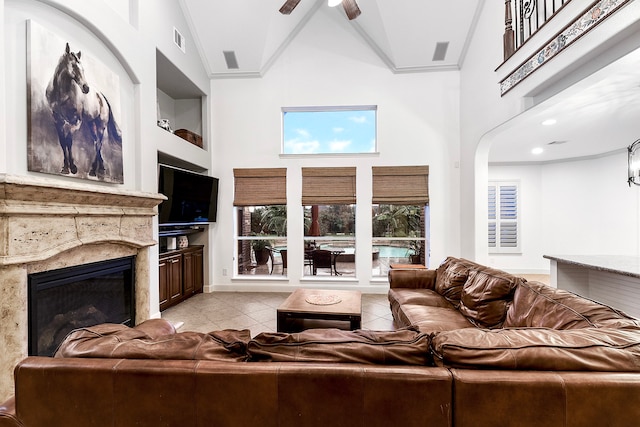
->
[279,0,361,20]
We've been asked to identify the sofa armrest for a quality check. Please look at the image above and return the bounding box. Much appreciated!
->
[0,397,22,427]
[388,269,437,289]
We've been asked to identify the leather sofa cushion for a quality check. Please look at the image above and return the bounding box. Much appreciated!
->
[389,289,454,329]
[504,282,640,329]
[248,328,431,365]
[388,268,437,289]
[395,304,474,333]
[432,327,640,371]
[505,281,640,330]
[434,257,476,305]
[130,318,177,338]
[389,288,453,308]
[505,281,592,329]
[55,321,251,362]
[458,267,520,328]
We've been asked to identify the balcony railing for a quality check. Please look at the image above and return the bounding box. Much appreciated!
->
[504,0,571,60]
[500,0,630,95]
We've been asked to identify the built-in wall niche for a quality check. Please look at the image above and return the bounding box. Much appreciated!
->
[156,49,206,148]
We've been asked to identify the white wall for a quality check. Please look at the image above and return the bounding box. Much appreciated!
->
[209,7,461,291]
[488,151,640,273]
[542,151,640,257]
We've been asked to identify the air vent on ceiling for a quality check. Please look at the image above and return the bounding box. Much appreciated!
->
[223,51,239,69]
[432,42,449,61]
[174,27,185,53]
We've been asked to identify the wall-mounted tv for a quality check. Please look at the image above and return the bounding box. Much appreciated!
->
[158,164,219,226]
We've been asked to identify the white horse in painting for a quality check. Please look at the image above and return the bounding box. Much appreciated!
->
[45,43,121,177]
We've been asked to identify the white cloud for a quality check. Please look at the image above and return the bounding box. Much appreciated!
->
[285,138,320,154]
[296,128,311,138]
[349,115,367,124]
[333,127,344,133]
[329,139,352,152]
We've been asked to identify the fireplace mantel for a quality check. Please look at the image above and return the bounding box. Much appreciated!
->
[0,174,165,265]
[0,173,165,400]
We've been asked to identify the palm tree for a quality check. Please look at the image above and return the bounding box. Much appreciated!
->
[373,204,422,237]
[258,205,287,236]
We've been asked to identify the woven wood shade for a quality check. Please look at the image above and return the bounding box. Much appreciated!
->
[372,166,429,204]
[233,168,287,206]
[302,167,356,205]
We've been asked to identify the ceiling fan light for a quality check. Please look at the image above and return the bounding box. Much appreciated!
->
[328,0,342,7]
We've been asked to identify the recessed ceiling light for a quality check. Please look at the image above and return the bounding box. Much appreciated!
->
[542,119,557,126]
[531,147,544,155]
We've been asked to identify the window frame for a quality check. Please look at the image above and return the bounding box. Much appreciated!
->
[488,180,520,254]
[281,105,378,155]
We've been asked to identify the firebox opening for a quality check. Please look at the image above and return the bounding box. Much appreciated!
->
[28,256,136,357]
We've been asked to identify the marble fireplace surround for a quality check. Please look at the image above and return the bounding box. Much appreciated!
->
[0,174,165,400]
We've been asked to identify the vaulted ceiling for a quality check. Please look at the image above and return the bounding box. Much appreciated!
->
[181,0,483,77]
[178,0,640,165]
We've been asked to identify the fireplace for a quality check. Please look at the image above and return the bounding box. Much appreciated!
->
[0,174,165,401]
[28,256,136,356]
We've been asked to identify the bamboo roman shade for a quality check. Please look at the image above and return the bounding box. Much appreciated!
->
[233,168,287,206]
[302,167,356,205]
[372,166,429,204]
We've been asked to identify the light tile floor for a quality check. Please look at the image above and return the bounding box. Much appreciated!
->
[161,291,395,337]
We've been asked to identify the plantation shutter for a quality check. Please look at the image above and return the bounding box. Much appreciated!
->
[233,168,287,206]
[488,182,519,252]
[372,166,429,205]
[302,167,356,205]
[499,185,518,247]
[488,185,497,248]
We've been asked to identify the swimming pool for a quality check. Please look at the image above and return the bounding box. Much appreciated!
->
[317,245,412,259]
[374,245,412,258]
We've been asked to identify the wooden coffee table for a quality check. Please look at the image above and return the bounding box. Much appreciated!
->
[277,289,362,333]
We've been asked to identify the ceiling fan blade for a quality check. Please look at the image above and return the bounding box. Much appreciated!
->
[279,0,302,15]
[342,0,361,20]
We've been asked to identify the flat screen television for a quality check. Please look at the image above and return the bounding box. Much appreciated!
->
[158,164,219,226]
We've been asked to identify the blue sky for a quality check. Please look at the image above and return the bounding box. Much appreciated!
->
[282,109,376,154]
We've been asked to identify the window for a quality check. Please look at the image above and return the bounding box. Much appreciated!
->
[302,167,356,277]
[372,204,427,276]
[282,106,376,154]
[372,166,430,275]
[234,168,287,276]
[303,204,356,277]
[488,181,519,253]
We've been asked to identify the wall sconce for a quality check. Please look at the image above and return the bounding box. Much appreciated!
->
[629,139,640,186]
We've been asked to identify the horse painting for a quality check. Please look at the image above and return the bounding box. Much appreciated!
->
[45,43,122,178]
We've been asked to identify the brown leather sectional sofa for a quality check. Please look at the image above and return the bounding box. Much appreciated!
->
[2,256,640,426]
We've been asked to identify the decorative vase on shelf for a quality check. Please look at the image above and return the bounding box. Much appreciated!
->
[167,237,177,250]
[177,235,189,249]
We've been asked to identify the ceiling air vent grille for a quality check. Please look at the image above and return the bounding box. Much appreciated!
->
[432,42,449,61]
[174,27,185,53]
[223,51,239,69]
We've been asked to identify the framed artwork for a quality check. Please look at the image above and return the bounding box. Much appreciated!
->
[27,20,124,183]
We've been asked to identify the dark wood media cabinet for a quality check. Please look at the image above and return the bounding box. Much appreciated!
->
[159,245,204,311]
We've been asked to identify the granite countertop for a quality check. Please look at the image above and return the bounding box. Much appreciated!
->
[543,255,640,279]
